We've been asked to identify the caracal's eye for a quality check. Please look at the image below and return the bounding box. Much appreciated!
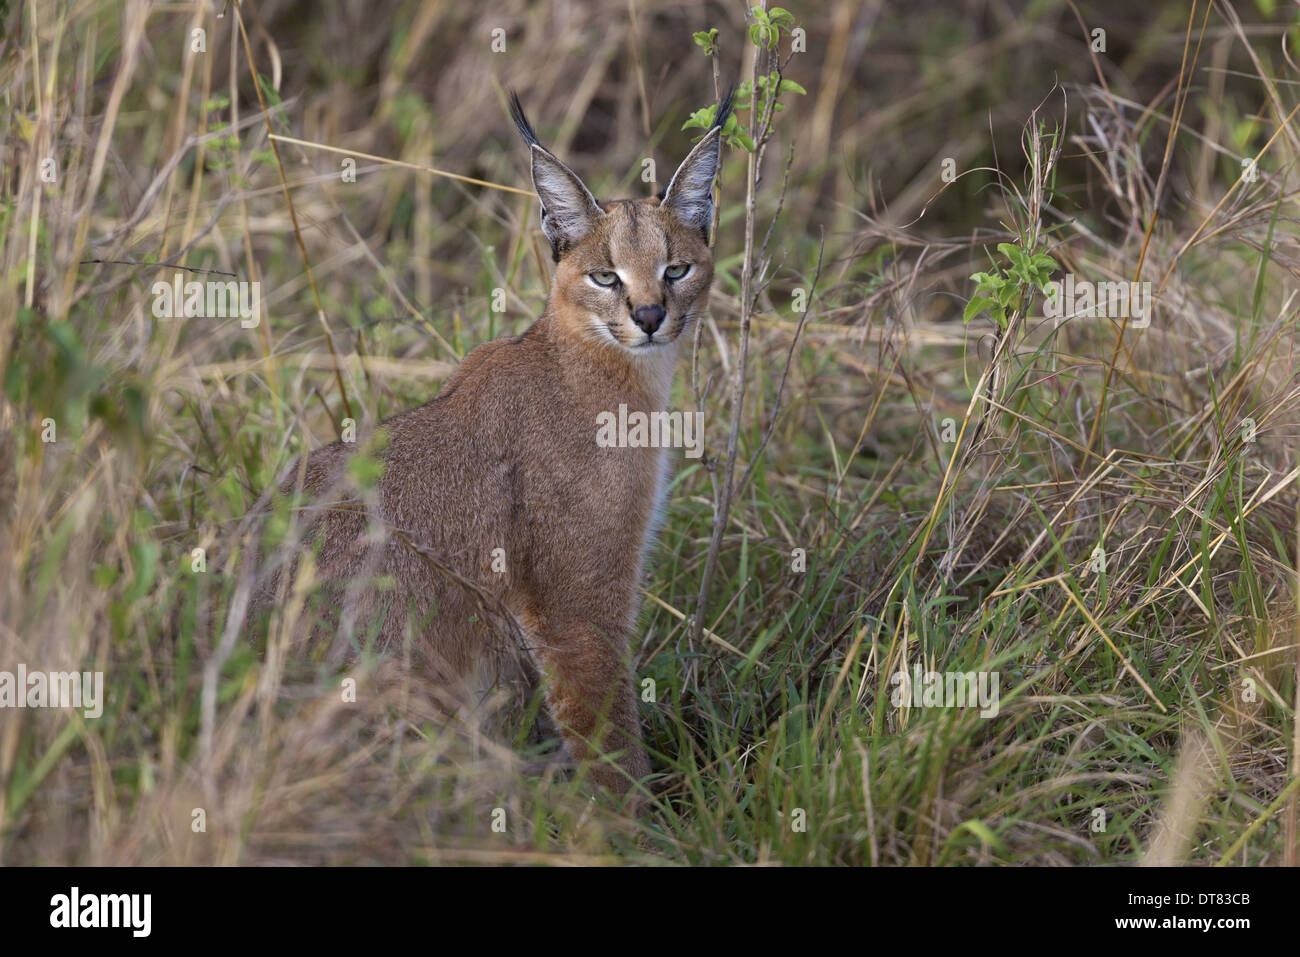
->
[590,270,619,287]
[665,263,692,280]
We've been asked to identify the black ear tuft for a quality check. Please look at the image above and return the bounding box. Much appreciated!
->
[712,84,737,136]
[511,93,603,257]
[508,90,541,149]
[659,87,735,238]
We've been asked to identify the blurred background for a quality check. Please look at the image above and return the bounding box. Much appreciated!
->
[105,1,1290,332]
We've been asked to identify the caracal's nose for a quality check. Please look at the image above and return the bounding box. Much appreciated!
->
[632,304,666,335]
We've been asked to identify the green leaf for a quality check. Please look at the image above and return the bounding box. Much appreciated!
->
[997,242,1029,272]
[950,819,1005,854]
[692,28,718,55]
[779,79,807,96]
[769,7,796,27]
[126,540,159,603]
[963,297,995,323]
[681,107,713,131]
[93,562,120,590]
[256,73,283,109]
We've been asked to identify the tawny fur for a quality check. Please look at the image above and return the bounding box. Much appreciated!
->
[255,93,731,797]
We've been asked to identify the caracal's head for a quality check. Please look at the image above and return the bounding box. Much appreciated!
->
[510,91,733,354]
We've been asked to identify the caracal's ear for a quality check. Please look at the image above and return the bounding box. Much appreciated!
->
[509,91,602,259]
[661,86,736,240]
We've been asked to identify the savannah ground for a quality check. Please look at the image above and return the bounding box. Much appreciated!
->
[2,0,1299,865]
